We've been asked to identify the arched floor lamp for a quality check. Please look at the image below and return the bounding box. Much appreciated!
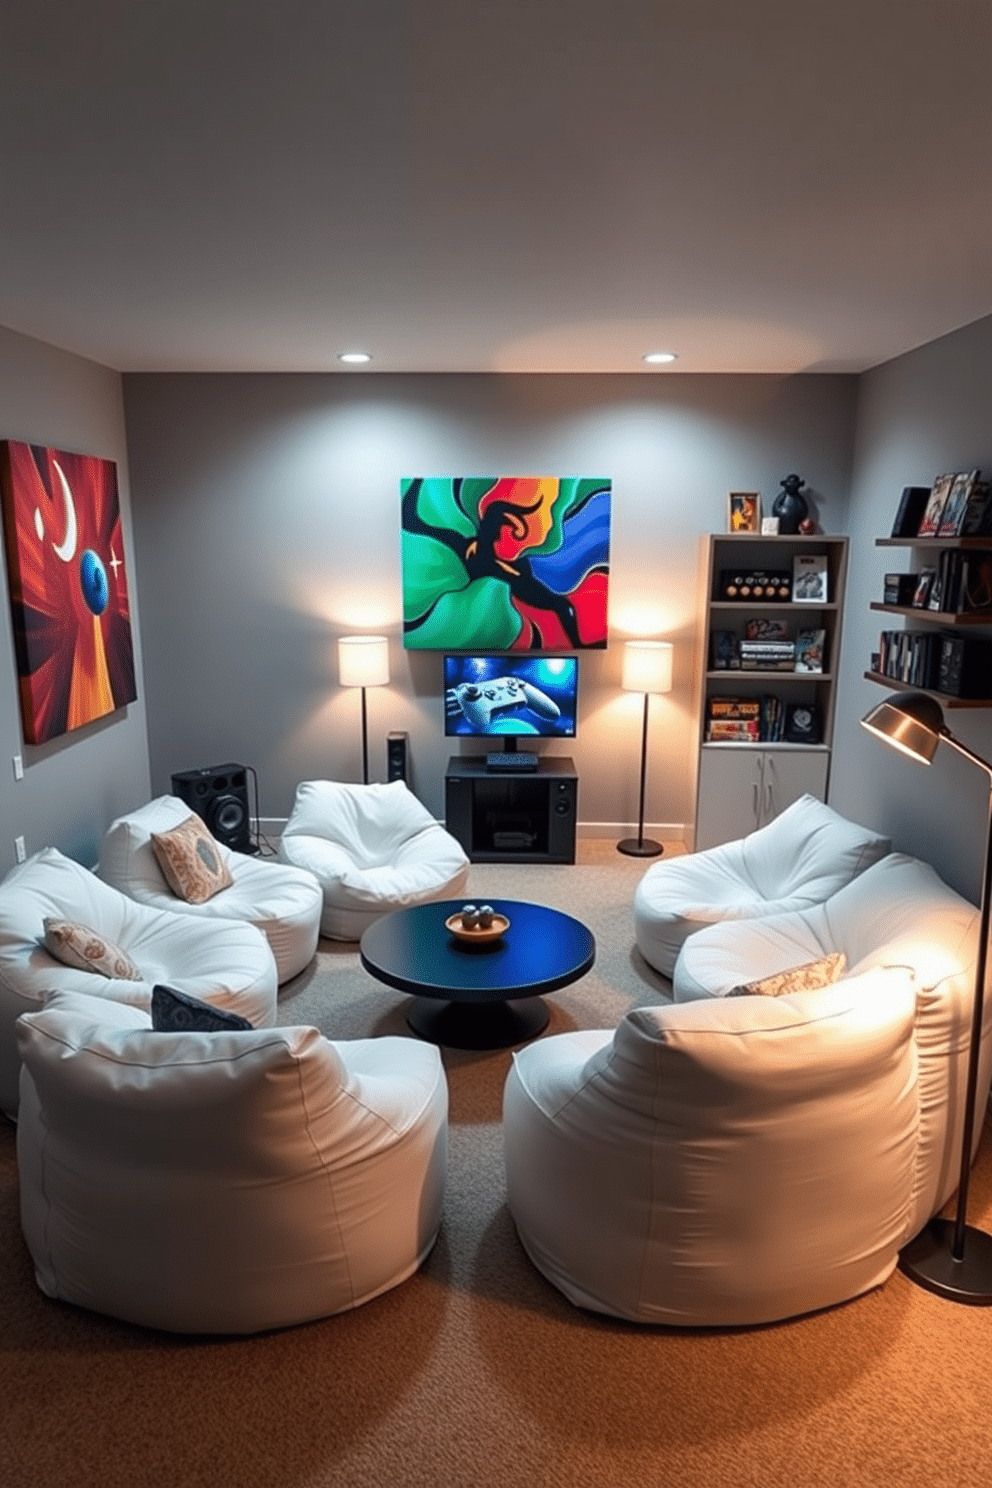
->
[861,689,992,1304]
[618,640,673,858]
[338,635,390,785]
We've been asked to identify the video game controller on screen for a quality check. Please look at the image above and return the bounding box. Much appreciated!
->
[448,677,560,729]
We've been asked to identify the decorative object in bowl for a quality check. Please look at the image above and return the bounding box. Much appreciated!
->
[446,907,510,944]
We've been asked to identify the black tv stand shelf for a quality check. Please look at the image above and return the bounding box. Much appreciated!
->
[445,755,577,863]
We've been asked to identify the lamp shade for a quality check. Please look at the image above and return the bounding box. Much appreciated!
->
[622,640,674,695]
[338,635,390,688]
[860,690,945,764]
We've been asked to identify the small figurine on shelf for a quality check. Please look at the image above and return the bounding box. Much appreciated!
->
[772,473,810,534]
[798,516,817,534]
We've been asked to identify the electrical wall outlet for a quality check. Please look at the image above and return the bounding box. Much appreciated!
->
[14,835,26,863]
[12,755,23,781]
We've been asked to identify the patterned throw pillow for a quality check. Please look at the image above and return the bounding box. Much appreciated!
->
[151,984,253,1032]
[43,917,142,981]
[150,813,234,904]
[728,951,847,998]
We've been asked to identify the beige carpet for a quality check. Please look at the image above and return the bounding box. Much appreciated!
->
[3,841,992,1488]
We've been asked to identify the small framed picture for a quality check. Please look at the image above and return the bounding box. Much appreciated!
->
[792,553,829,603]
[728,492,761,533]
[912,568,936,607]
[761,516,780,535]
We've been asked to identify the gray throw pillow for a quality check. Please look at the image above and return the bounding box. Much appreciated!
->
[151,984,252,1032]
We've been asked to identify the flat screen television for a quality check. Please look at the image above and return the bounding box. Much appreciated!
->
[444,655,578,750]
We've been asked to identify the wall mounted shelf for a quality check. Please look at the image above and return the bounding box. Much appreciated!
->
[863,671,992,708]
[869,601,992,626]
[870,533,992,706]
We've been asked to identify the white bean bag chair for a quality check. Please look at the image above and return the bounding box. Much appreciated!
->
[634,794,891,978]
[0,847,277,1121]
[674,852,989,1238]
[99,795,322,983]
[504,968,920,1326]
[278,779,470,941]
[16,989,447,1333]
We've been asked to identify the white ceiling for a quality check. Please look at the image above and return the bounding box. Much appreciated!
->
[2,1,991,376]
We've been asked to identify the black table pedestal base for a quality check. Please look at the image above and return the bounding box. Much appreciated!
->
[406,995,549,1050]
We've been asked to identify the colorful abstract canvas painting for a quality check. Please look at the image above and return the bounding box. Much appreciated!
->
[0,441,138,744]
[401,476,611,650]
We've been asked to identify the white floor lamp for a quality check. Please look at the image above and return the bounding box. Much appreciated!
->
[338,635,390,785]
[861,689,992,1304]
[618,640,674,858]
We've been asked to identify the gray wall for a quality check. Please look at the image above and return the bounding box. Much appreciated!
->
[0,325,150,874]
[122,371,857,835]
[831,314,992,903]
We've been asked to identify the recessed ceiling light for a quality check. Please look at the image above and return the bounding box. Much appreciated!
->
[338,351,372,365]
[642,351,677,365]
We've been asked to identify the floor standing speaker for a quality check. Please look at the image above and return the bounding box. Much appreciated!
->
[386,731,408,784]
[170,762,256,854]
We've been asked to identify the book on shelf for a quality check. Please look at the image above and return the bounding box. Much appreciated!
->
[705,693,796,742]
[936,471,979,538]
[793,629,826,672]
[784,702,822,744]
[961,552,992,612]
[883,573,919,606]
[959,480,992,536]
[707,697,762,719]
[707,720,761,741]
[937,634,992,697]
[925,549,992,615]
[917,474,955,537]
[875,630,942,690]
[760,693,784,742]
[792,553,829,603]
[743,617,790,641]
[890,485,932,539]
[737,616,797,670]
[710,630,740,669]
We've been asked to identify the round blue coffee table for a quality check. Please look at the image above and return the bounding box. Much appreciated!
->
[359,898,595,1049]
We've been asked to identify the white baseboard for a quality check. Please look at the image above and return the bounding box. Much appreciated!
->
[577,821,688,843]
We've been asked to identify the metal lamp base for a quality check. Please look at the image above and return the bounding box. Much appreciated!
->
[617,838,664,858]
[898,1218,992,1305]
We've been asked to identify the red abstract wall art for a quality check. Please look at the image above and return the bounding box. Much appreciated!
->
[0,441,137,744]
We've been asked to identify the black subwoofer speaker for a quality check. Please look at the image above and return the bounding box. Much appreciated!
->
[386,731,408,784]
[171,762,256,854]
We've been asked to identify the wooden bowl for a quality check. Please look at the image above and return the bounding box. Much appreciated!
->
[445,913,510,944]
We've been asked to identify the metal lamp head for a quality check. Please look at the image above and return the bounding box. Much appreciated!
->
[860,690,946,764]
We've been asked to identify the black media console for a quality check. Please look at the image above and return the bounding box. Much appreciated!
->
[444,755,577,864]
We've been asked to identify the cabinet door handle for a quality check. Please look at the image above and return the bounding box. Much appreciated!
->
[753,753,766,824]
[764,757,775,820]
[752,779,760,820]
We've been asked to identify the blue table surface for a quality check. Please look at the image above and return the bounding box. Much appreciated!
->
[359,898,596,1001]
